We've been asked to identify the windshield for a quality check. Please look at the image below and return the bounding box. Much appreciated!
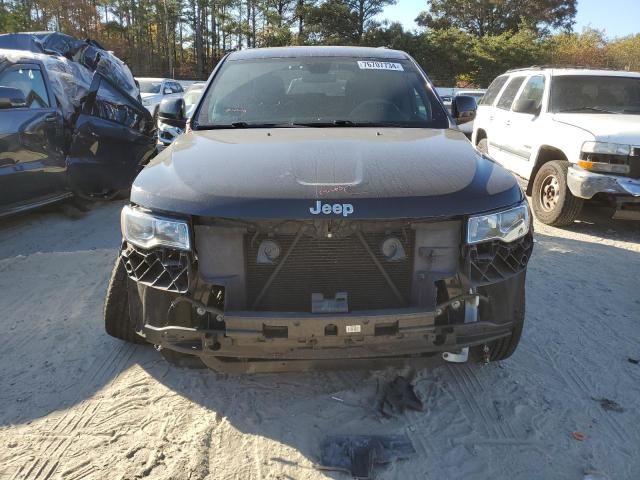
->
[551,75,640,114]
[138,80,162,94]
[194,57,448,128]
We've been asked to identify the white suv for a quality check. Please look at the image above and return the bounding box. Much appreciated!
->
[472,67,640,225]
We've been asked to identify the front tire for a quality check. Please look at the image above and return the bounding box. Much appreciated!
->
[531,160,583,226]
[104,256,146,344]
[476,138,488,154]
[474,282,525,362]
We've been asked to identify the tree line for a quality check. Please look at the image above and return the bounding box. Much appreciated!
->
[0,0,638,86]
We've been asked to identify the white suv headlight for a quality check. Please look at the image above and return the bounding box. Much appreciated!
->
[467,203,530,244]
[581,141,631,156]
[579,141,632,174]
[121,206,191,250]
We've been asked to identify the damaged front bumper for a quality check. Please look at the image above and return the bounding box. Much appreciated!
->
[567,165,640,199]
[121,215,531,372]
[141,304,515,372]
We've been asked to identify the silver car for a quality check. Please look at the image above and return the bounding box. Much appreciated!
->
[137,77,184,119]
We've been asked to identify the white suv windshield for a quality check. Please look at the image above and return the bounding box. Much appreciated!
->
[551,75,640,114]
[194,57,448,128]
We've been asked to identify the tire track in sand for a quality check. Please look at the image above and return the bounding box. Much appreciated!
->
[9,343,140,480]
[446,364,503,439]
[540,346,630,445]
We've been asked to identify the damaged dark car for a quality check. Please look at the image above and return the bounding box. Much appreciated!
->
[104,47,533,372]
[0,33,156,217]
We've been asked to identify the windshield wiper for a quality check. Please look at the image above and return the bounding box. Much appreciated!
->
[288,120,357,127]
[557,106,620,114]
[195,122,297,130]
[195,120,425,129]
[290,120,419,127]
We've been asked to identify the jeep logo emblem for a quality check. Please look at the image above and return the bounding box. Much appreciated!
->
[309,200,354,217]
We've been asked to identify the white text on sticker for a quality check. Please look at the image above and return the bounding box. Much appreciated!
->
[357,61,404,72]
[346,325,361,333]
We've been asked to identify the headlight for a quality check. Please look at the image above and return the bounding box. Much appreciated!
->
[579,141,631,174]
[121,206,190,250]
[467,203,530,244]
[582,141,630,156]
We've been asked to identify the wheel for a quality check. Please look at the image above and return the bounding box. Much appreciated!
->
[473,281,525,362]
[104,255,146,344]
[531,160,583,226]
[476,138,488,154]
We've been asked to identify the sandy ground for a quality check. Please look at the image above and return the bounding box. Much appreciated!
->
[0,200,638,480]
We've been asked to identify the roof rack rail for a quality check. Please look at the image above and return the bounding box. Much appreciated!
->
[506,64,628,73]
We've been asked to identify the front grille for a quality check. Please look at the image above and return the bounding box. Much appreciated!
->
[246,230,414,312]
[467,235,533,285]
[121,243,193,293]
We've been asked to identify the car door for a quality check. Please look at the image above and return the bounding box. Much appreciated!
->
[0,62,66,210]
[488,75,527,172]
[500,74,547,179]
[67,73,156,196]
[474,75,508,153]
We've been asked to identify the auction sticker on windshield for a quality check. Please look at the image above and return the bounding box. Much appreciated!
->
[357,61,404,71]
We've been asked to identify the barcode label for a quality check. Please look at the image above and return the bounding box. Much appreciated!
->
[357,61,404,72]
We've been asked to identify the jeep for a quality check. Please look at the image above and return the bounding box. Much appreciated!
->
[104,47,532,372]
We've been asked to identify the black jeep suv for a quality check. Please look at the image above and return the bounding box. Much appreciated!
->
[104,47,533,372]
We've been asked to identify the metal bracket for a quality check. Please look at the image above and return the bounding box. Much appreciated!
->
[442,347,469,363]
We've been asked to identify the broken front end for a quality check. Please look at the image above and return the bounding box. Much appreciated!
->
[119,203,532,372]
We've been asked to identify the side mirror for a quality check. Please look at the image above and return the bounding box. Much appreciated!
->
[452,95,477,125]
[513,98,541,116]
[163,88,172,95]
[0,86,27,109]
[158,97,186,128]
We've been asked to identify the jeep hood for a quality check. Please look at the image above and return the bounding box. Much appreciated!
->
[553,113,640,144]
[131,128,523,220]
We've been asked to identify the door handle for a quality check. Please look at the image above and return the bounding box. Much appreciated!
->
[489,115,494,121]
[45,113,57,123]
[505,120,511,126]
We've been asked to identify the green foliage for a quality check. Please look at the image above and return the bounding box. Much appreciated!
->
[415,28,477,86]
[305,0,360,44]
[305,0,395,43]
[417,0,577,36]
[546,28,608,67]
[0,3,33,32]
[472,28,548,85]
[0,0,637,85]
[606,34,640,71]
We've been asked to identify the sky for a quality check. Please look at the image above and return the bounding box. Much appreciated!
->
[380,0,640,39]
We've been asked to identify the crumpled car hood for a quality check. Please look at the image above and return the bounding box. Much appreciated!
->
[131,128,523,219]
